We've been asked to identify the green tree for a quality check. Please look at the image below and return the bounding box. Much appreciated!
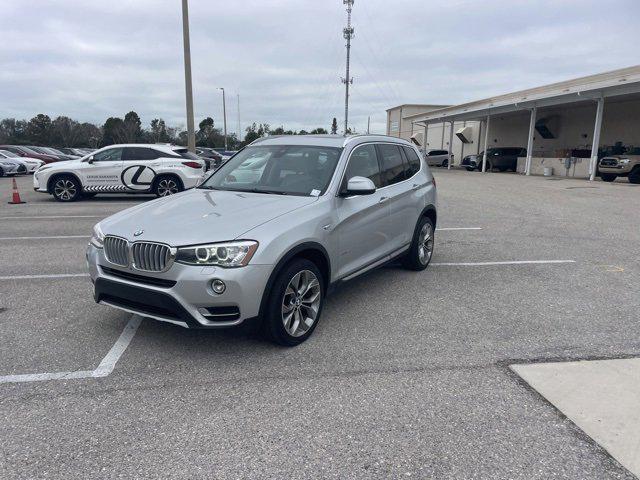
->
[331,117,338,134]
[310,127,328,134]
[123,111,142,142]
[26,114,52,145]
[101,117,127,146]
[50,116,80,147]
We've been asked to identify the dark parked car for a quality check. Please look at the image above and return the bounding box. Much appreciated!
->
[0,145,58,163]
[195,147,224,171]
[461,147,526,172]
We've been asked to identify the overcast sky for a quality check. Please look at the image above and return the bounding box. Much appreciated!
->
[1,0,638,135]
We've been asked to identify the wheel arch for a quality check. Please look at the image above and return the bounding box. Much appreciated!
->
[47,171,83,194]
[258,242,332,320]
[152,172,184,191]
[421,205,437,228]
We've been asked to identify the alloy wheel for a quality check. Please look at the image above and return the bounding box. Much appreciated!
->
[157,179,179,196]
[281,269,321,337]
[418,222,434,265]
[54,179,77,201]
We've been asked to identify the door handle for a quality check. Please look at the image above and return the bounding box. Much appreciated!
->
[412,183,421,190]
[379,196,388,203]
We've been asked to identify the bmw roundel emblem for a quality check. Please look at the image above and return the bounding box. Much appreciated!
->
[134,229,144,237]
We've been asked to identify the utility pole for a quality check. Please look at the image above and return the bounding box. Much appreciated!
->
[181,0,196,152]
[236,93,241,142]
[218,87,228,150]
[341,0,354,136]
[367,116,370,134]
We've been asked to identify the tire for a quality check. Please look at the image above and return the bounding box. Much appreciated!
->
[498,167,507,172]
[153,175,183,197]
[442,159,448,168]
[600,173,616,182]
[465,167,474,172]
[263,258,324,346]
[628,168,640,184]
[51,174,82,202]
[0,167,4,177]
[401,216,435,271]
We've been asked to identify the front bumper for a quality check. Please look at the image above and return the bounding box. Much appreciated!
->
[87,244,272,329]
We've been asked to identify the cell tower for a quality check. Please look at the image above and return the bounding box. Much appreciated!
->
[341,0,354,136]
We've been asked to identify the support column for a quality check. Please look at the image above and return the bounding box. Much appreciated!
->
[589,96,604,181]
[482,115,490,173]
[423,123,429,156]
[440,122,445,148]
[447,121,454,169]
[525,106,537,176]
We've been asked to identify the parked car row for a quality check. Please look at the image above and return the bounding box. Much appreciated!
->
[0,144,95,164]
[0,149,45,176]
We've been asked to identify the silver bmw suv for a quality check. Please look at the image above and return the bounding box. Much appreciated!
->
[87,135,437,345]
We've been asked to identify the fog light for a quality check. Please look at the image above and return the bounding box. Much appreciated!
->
[211,279,226,294]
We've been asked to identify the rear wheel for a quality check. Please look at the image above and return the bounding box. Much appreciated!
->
[628,168,640,184]
[442,159,448,168]
[465,167,474,172]
[52,175,82,202]
[263,259,324,346]
[0,167,4,177]
[153,175,183,197]
[402,216,435,271]
[600,173,616,182]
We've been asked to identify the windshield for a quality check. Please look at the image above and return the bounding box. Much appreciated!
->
[200,145,343,196]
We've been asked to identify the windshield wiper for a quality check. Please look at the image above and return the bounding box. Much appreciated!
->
[248,188,287,195]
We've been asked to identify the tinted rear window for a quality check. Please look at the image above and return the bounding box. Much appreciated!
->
[174,149,200,160]
[378,144,406,186]
[402,146,421,177]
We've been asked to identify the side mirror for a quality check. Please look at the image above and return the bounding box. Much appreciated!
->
[343,176,376,196]
[84,156,95,164]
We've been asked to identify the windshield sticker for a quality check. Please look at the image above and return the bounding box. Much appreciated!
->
[310,189,321,197]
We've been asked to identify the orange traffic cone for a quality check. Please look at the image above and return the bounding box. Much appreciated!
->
[8,177,26,204]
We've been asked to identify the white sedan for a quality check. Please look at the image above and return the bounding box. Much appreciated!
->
[0,149,43,173]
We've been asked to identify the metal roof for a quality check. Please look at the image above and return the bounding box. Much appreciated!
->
[408,65,640,125]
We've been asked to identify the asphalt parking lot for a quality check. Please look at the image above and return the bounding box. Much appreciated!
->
[1,171,639,479]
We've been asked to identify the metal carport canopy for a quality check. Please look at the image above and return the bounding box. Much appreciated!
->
[410,65,640,125]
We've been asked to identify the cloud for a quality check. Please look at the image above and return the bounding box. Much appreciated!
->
[0,0,637,135]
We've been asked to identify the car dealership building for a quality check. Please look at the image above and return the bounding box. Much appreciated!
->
[386,65,640,180]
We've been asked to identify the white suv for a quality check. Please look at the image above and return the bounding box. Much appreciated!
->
[33,144,205,201]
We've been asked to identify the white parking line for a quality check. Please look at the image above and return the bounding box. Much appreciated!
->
[436,227,482,231]
[431,260,576,266]
[0,235,88,241]
[0,215,102,220]
[0,316,142,385]
[0,273,89,281]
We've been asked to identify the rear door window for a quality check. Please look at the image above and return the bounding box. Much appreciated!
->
[122,147,160,161]
[378,144,406,186]
[402,146,421,177]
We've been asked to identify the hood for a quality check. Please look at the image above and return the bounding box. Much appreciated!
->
[99,188,318,246]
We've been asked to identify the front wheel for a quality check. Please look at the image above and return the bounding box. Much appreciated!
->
[465,167,475,172]
[263,259,324,346]
[52,175,82,202]
[401,216,435,271]
[153,175,183,197]
[442,159,448,168]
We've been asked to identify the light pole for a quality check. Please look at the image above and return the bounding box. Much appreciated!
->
[218,87,228,151]
[237,93,241,142]
[181,0,196,152]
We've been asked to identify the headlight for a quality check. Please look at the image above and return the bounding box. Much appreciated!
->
[176,240,258,267]
[90,223,105,248]
[1,162,14,166]
[618,158,630,164]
